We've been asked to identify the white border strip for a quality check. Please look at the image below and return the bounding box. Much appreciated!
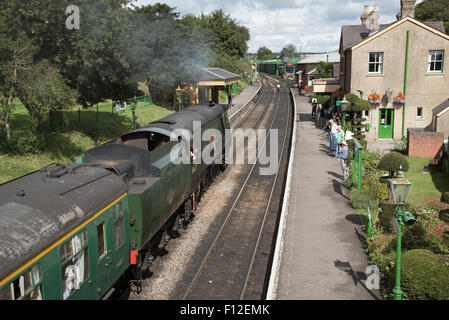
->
[229,82,262,120]
[266,88,297,300]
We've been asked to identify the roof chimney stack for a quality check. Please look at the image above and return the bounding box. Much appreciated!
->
[361,4,379,34]
[397,0,416,20]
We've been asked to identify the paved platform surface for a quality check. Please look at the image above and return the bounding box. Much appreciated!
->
[273,92,382,300]
[227,82,261,119]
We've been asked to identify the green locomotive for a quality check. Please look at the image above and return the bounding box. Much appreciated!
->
[0,103,230,300]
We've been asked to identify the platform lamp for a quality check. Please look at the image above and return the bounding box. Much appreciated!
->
[340,96,349,131]
[176,85,183,111]
[388,165,415,300]
[385,88,394,103]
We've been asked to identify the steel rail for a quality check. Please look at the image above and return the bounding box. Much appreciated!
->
[182,78,287,300]
[239,82,291,300]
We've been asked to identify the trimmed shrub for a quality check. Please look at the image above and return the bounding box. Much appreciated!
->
[401,249,449,300]
[363,175,389,201]
[441,192,449,204]
[379,152,409,177]
[351,190,378,210]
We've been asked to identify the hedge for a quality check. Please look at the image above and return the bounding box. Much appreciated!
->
[401,249,449,300]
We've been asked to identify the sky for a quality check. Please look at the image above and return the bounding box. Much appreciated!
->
[133,0,424,53]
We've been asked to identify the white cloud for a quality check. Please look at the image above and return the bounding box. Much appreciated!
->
[133,0,420,52]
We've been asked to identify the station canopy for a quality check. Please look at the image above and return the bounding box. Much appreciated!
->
[197,67,241,87]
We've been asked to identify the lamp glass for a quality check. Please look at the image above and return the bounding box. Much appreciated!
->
[385,88,393,102]
[176,85,182,96]
[389,178,412,205]
[341,96,349,112]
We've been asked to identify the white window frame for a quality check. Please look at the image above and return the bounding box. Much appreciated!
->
[369,52,383,74]
[416,107,423,119]
[428,50,444,73]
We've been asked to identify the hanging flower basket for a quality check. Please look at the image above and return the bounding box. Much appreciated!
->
[368,93,382,105]
[393,92,406,104]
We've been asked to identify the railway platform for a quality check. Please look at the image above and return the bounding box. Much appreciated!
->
[227,82,261,119]
[268,91,382,300]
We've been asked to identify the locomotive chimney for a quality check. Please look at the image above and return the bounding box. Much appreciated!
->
[397,0,416,20]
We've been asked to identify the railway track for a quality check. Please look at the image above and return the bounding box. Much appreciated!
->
[127,75,293,300]
[182,77,293,300]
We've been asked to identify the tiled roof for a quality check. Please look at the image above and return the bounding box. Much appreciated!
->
[198,67,240,82]
[341,20,446,51]
[433,99,449,116]
[298,51,340,64]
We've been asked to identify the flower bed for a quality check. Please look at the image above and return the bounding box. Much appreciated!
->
[351,150,449,299]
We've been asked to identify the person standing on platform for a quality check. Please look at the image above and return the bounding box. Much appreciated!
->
[228,93,233,109]
[335,125,345,158]
[329,119,338,154]
[339,140,350,181]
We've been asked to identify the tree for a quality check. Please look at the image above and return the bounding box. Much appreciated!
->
[15,60,76,135]
[346,93,372,146]
[183,9,250,75]
[280,44,296,59]
[257,46,275,60]
[0,35,35,142]
[415,0,449,35]
[0,0,137,110]
[316,61,334,79]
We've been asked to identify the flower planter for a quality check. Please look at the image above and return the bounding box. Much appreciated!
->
[369,99,381,105]
[394,99,406,104]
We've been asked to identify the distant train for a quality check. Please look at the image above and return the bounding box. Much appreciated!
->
[0,103,230,300]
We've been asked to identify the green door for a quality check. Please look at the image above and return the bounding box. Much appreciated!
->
[378,109,394,139]
[96,201,129,299]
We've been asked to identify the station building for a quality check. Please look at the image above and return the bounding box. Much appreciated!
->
[339,1,449,141]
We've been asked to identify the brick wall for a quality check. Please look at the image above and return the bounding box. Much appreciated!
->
[407,128,445,159]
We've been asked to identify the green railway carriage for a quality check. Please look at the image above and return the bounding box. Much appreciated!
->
[0,164,130,300]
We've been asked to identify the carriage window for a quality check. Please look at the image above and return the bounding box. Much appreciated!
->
[60,230,89,300]
[114,217,125,251]
[1,264,43,300]
[97,223,106,258]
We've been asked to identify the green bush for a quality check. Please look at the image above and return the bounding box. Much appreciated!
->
[351,190,378,210]
[441,192,449,204]
[378,203,397,233]
[363,175,389,201]
[10,134,42,154]
[379,152,409,177]
[378,202,413,233]
[401,249,449,300]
